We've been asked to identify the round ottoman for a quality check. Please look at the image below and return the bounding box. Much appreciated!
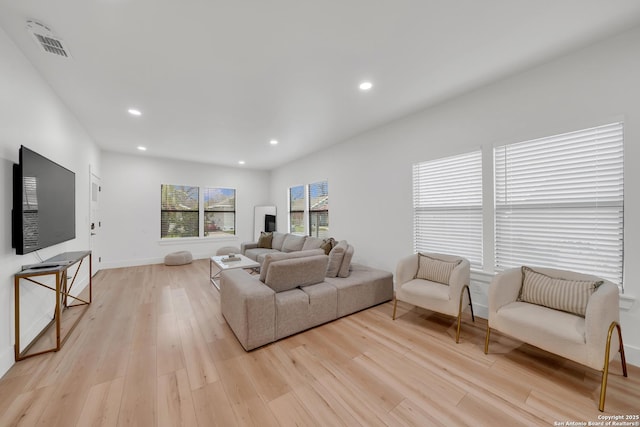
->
[216,246,241,256]
[164,251,193,266]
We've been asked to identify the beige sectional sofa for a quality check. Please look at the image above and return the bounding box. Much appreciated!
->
[221,234,393,350]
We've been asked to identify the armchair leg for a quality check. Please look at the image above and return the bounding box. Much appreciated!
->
[455,285,474,343]
[392,297,398,320]
[484,323,491,355]
[466,285,475,322]
[599,321,628,412]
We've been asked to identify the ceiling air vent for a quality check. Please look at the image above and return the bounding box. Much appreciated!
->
[26,20,71,58]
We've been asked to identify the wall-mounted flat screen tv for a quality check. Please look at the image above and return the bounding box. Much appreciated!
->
[12,146,76,255]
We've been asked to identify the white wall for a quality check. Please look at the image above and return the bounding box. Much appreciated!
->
[99,152,271,268]
[0,27,101,376]
[270,26,640,365]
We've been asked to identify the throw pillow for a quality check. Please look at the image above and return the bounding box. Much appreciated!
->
[415,253,462,285]
[320,237,336,255]
[338,244,355,278]
[257,231,273,249]
[326,240,348,277]
[519,266,602,317]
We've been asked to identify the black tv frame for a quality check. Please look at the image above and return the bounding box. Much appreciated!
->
[12,146,76,255]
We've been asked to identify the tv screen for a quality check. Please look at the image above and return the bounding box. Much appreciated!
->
[265,214,276,232]
[12,146,76,255]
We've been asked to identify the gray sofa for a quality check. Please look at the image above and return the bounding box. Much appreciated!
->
[221,241,393,350]
[241,232,328,265]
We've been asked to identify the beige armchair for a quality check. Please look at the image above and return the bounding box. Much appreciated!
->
[484,266,627,411]
[392,252,474,343]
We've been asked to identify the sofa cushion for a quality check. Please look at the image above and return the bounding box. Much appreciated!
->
[282,234,307,252]
[326,240,348,277]
[244,247,278,262]
[302,236,324,251]
[519,266,602,317]
[271,232,287,251]
[257,231,273,249]
[263,254,328,292]
[415,253,462,285]
[338,244,355,278]
[325,264,394,317]
[259,249,324,282]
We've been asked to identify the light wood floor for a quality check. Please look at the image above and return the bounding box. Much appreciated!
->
[1,259,638,426]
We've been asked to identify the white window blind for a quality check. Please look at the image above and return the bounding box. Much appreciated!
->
[413,150,483,269]
[494,122,624,287]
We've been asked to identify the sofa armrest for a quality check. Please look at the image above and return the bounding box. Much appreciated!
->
[448,258,470,299]
[395,254,418,287]
[241,242,258,254]
[220,269,275,350]
[488,268,522,316]
[585,281,621,369]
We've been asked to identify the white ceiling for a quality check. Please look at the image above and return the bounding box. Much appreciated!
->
[2,1,640,170]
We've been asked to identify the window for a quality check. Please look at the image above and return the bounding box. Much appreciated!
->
[204,187,236,236]
[309,180,329,238]
[413,151,483,268]
[289,185,305,234]
[494,122,624,286]
[288,181,330,236]
[161,184,237,239]
[161,185,199,238]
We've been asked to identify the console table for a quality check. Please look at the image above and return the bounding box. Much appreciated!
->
[14,251,92,361]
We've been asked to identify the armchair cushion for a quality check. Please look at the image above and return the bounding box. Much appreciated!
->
[519,266,603,317]
[415,253,462,285]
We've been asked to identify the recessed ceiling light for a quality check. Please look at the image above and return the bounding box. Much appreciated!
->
[238,160,245,165]
[270,139,279,145]
[137,146,147,151]
[359,81,373,91]
[128,108,142,116]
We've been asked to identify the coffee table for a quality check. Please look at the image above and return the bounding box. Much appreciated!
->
[210,254,260,290]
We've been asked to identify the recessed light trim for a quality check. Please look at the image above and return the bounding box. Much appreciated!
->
[128,108,142,116]
[359,81,373,91]
[238,160,246,165]
[137,146,147,151]
[270,139,279,145]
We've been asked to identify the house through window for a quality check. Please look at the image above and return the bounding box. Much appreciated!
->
[204,187,236,236]
[161,185,199,238]
[161,184,236,239]
[288,180,329,237]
